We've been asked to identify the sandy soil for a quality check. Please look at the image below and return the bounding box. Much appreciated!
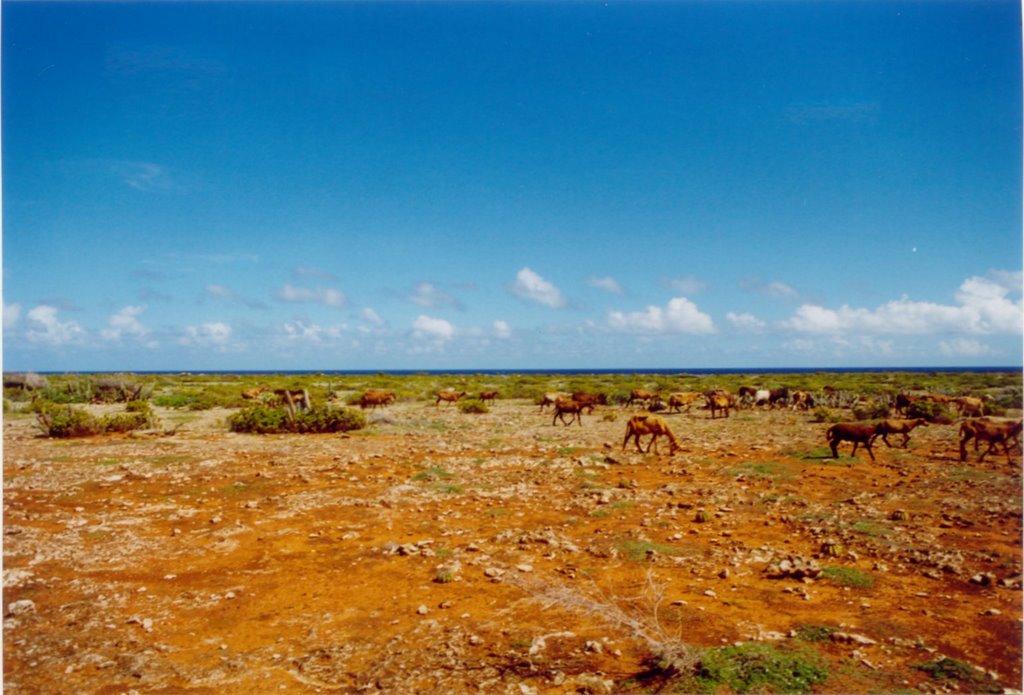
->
[3,399,1021,693]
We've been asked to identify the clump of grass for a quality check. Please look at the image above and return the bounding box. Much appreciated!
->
[413,466,453,482]
[616,539,681,562]
[724,461,793,480]
[793,624,837,642]
[821,566,875,589]
[457,399,489,414]
[914,657,1001,692]
[679,642,829,694]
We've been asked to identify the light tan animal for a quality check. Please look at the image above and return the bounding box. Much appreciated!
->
[959,418,1023,463]
[871,418,928,448]
[666,391,702,413]
[618,413,684,456]
[954,396,986,417]
[826,423,879,461]
[539,392,572,411]
[622,414,682,455]
[706,390,732,419]
[435,390,467,407]
[627,389,661,408]
[241,385,268,400]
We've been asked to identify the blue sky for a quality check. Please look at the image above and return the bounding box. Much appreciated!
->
[3,1,1021,371]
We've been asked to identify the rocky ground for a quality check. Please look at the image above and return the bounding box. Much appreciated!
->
[3,398,1022,693]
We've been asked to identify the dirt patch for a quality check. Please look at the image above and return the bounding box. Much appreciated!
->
[4,400,1021,692]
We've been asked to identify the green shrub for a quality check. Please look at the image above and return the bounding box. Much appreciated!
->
[458,399,489,414]
[811,407,843,423]
[852,400,890,420]
[228,404,366,434]
[821,566,875,589]
[227,406,290,434]
[906,399,954,423]
[680,642,829,694]
[35,403,102,437]
[33,401,157,437]
[914,657,1001,692]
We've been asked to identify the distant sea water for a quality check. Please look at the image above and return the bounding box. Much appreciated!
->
[42,366,1023,376]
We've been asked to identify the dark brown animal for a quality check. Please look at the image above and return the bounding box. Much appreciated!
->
[871,418,928,448]
[622,414,682,455]
[737,386,758,407]
[627,389,661,408]
[359,388,396,409]
[552,397,585,426]
[826,423,878,461]
[959,418,1023,463]
[479,390,499,403]
[570,392,607,413]
[435,390,467,406]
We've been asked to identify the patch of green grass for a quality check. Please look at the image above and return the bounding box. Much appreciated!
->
[821,566,875,589]
[434,482,463,494]
[676,642,829,694]
[723,461,794,480]
[589,509,611,518]
[616,539,681,562]
[793,624,837,642]
[914,657,1001,692]
[557,446,578,456]
[847,520,892,538]
[413,466,453,482]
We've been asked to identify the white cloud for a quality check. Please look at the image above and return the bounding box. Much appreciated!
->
[4,303,22,330]
[511,267,567,308]
[742,278,799,300]
[280,320,346,344]
[112,160,178,192]
[588,276,623,294]
[726,311,766,332]
[412,315,455,340]
[277,284,347,308]
[361,308,384,325]
[493,320,512,338]
[101,305,156,347]
[179,322,234,351]
[784,274,1023,336]
[410,282,459,309]
[24,305,85,345]
[607,297,715,334]
[666,276,706,295]
[940,338,992,357]
[206,284,235,299]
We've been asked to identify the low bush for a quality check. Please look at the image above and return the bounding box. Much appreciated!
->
[33,401,158,438]
[852,400,890,421]
[458,399,489,414]
[228,404,366,434]
[680,642,829,693]
[906,399,955,424]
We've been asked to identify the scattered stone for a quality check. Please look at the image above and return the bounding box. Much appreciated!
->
[970,572,996,587]
[6,599,36,617]
[765,555,822,581]
[483,567,505,579]
[416,605,429,615]
[831,632,876,646]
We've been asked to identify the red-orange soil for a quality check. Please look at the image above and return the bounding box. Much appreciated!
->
[4,400,1021,692]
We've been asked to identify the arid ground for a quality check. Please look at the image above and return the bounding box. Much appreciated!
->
[3,390,1022,693]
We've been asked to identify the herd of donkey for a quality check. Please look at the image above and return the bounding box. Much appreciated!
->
[241,381,1023,467]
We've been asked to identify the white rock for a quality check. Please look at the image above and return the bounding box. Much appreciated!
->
[7,599,36,616]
